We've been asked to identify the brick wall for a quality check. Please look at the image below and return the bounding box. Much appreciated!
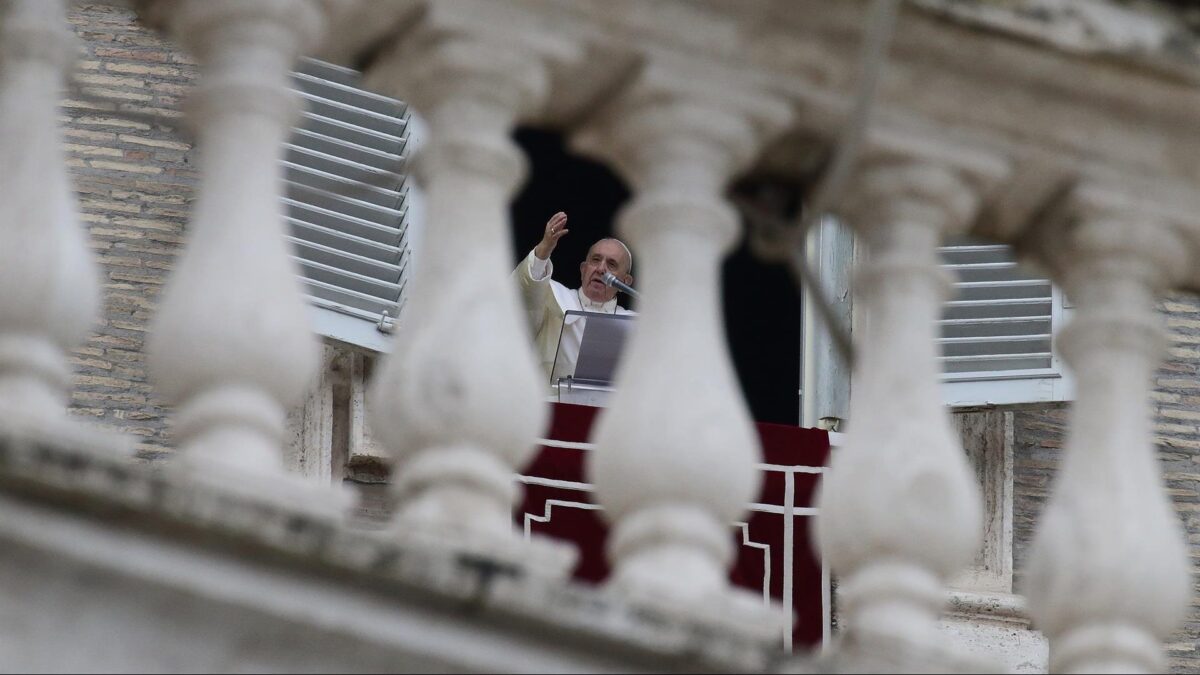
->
[1011,293,1200,673]
[64,3,197,458]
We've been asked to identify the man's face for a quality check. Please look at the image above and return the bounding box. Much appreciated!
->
[580,240,633,304]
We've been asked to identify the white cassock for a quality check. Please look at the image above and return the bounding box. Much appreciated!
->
[512,249,635,384]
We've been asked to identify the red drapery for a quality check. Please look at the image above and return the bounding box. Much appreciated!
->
[515,402,831,648]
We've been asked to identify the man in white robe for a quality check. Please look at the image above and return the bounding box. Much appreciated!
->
[512,211,635,383]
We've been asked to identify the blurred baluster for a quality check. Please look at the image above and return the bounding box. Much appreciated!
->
[0,0,100,428]
[1025,195,1191,674]
[816,144,1006,655]
[141,0,333,499]
[362,24,577,570]
[572,74,791,621]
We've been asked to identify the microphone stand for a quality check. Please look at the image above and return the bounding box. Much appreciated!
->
[601,271,640,298]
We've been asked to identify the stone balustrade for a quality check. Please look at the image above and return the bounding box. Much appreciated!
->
[1,0,1199,672]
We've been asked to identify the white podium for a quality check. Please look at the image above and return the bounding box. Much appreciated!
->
[549,310,635,408]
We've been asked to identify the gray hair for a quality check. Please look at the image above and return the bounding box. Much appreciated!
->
[595,237,633,275]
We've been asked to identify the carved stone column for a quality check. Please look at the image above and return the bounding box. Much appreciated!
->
[815,143,1007,653]
[571,76,791,612]
[0,0,100,426]
[141,0,327,488]
[362,27,579,557]
[1024,188,1190,674]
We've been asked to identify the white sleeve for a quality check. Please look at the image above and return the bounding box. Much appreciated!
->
[527,250,553,281]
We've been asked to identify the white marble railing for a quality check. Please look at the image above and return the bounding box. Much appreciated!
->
[2,0,1198,672]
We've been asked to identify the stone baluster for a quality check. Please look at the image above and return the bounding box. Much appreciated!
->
[142,0,326,486]
[1024,195,1190,673]
[571,82,791,610]
[361,29,579,551]
[815,149,1005,653]
[0,0,100,426]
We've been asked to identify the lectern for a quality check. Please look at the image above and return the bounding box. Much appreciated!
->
[550,310,635,407]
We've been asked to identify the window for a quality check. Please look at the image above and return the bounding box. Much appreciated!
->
[801,224,1073,427]
[939,237,1073,407]
[283,58,417,353]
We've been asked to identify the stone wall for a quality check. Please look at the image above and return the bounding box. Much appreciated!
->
[64,2,197,459]
[1010,292,1200,673]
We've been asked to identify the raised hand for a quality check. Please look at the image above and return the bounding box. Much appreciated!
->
[533,211,569,260]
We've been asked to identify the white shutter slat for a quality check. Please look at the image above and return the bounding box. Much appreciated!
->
[292,70,401,117]
[287,237,406,283]
[944,261,1042,283]
[285,180,403,227]
[287,217,405,264]
[283,160,403,210]
[939,316,1050,338]
[298,112,404,152]
[283,58,414,351]
[940,244,1011,265]
[284,144,404,192]
[289,128,403,173]
[283,197,405,246]
[941,354,1056,374]
[301,277,402,317]
[954,279,1052,301]
[944,297,1054,320]
[293,57,363,90]
[942,333,1052,348]
[297,91,407,138]
[295,257,404,299]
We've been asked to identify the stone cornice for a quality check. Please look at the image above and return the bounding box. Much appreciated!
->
[911,0,1200,72]
[319,0,1200,194]
[313,0,1200,284]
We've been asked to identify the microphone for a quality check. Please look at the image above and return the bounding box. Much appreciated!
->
[601,271,639,298]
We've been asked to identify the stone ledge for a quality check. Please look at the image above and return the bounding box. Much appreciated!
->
[947,589,1031,624]
[0,427,791,672]
[942,590,1048,674]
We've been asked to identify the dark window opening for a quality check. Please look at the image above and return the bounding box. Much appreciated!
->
[511,127,802,425]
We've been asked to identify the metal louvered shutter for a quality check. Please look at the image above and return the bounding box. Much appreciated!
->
[939,238,1073,407]
[284,57,413,353]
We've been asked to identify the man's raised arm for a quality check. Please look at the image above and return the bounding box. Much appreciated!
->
[512,212,569,327]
